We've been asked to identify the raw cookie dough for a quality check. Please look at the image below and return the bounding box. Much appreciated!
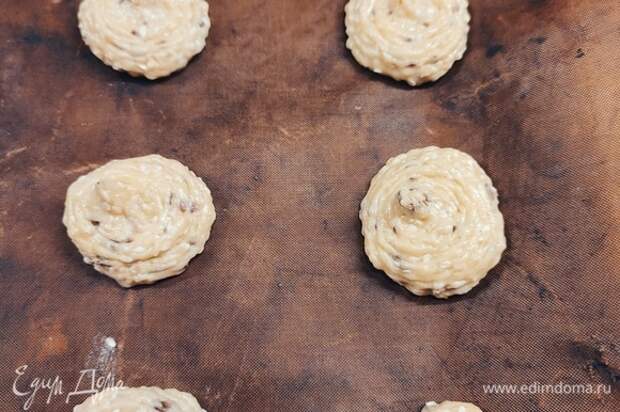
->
[360,147,506,298]
[63,155,216,287]
[73,387,206,411]
[344,0,470,86]
[423,401,483,412]
[78,0,211,79]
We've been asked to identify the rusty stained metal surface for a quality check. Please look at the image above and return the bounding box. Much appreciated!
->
[0,0,619,411]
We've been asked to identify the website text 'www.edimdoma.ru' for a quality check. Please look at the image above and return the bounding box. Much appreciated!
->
[482,382,612,396]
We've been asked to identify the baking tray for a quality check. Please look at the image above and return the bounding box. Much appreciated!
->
[0,0,618,411]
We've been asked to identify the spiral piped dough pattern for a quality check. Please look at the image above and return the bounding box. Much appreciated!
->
[422,401,483,412]
[73,387,206,411]
[63,155,216,288]
[78,0,211,79]
[345,0,470,85]
[360,147,506,298]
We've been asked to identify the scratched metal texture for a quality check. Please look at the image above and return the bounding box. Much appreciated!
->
[0,0,619,411]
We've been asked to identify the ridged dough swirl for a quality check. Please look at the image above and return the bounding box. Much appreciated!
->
[360,147,505,298]
[422,401,483,412]
[78,0,211,79]
[73,387,206,411]
[345,0,470,85]
[63,155,216,287]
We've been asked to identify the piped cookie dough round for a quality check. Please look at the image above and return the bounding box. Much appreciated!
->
[73,387,206,411]
[63,155,216,287]
[344,0,470,86]
[78,0,211,79]
[423,401,483,412]
[359,147,506,298]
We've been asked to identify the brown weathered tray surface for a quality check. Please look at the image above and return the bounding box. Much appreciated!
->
[1,0,619,411]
